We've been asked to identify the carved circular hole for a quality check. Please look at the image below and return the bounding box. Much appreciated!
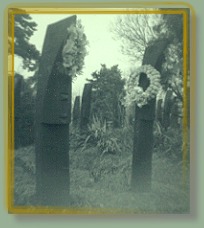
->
[138,72,150,91]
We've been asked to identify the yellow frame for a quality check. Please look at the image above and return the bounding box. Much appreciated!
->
[5,2,195,214]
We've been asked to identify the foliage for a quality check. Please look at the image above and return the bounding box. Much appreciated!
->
[161,42,185,103]
[87,64,125,127]
[112,14,161,62]
[82,117,122,157]
[153,121,186,161]
[15,74,37,148]
[150,13,188,102]
[154,14,183,43]
[8,8,40,71]
[14,146,36,205]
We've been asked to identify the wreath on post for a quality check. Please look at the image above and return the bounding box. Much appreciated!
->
[60,20,88,78]
[124,64,161,108]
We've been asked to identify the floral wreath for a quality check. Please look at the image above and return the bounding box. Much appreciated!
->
[124,64,161,108]
[61,20,88,78]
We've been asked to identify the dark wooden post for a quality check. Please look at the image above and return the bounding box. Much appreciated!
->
[163,88,173,130]
[72,96,80,127]
[156,98,163,125]
[80,83,92,130]
[131,39,169,192]
[35,16,76,206]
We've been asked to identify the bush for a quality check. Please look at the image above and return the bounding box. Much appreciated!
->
[14,146,36,205]
[81,117,122,156]
[153,121,185,161]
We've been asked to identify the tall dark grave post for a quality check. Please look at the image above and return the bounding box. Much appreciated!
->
[80,83,92,130]
[72,96,81,128]
[163,88,173,130]
[35,16,76,206]
[131,39,169,192]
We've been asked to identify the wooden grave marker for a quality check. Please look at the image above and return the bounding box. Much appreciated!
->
[131,39,169,192]
[35,15,76,206]
[72,95,81,128]
[80,83,92,130]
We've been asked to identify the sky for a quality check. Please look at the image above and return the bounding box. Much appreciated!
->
[15,14,135,96]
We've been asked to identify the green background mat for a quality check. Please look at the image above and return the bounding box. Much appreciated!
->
[1,0,203,227]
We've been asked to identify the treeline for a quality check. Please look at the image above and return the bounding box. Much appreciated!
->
[14,61,186,149]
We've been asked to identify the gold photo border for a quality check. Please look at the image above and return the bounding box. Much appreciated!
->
[4,1,196,214]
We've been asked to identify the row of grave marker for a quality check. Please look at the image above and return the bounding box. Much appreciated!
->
[14,73,183,148]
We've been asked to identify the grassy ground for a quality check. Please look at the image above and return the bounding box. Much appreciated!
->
[14,125,190,214]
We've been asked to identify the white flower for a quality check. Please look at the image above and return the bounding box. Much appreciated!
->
[124,64,161,107]
[62,20,88,78]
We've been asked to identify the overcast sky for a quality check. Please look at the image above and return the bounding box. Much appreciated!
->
[15,14,136,96]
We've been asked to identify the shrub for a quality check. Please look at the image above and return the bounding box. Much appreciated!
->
[153,121,185,162]
[81,116,122,156]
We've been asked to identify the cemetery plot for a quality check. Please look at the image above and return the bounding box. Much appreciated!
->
[11,11,190,213]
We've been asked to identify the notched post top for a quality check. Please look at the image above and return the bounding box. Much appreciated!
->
[36,15,77,125]
[137,38,170,120]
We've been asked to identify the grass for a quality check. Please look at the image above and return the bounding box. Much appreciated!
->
[13,124,190,214]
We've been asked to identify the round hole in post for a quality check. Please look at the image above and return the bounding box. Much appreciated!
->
[130,39,170,193]
[138,72,150,91]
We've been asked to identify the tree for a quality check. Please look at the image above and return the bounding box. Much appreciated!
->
[153,12,190,128]
[113,12,189,127]
[112,14,161,62]
[154,14,183,43]
[87,64,125,128]
[8,8,40,71]
[112,13,186,87]
[14,73,36,148]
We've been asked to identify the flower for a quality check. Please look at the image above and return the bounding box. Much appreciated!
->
[124,64,161,108]
[61,20,88,79]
